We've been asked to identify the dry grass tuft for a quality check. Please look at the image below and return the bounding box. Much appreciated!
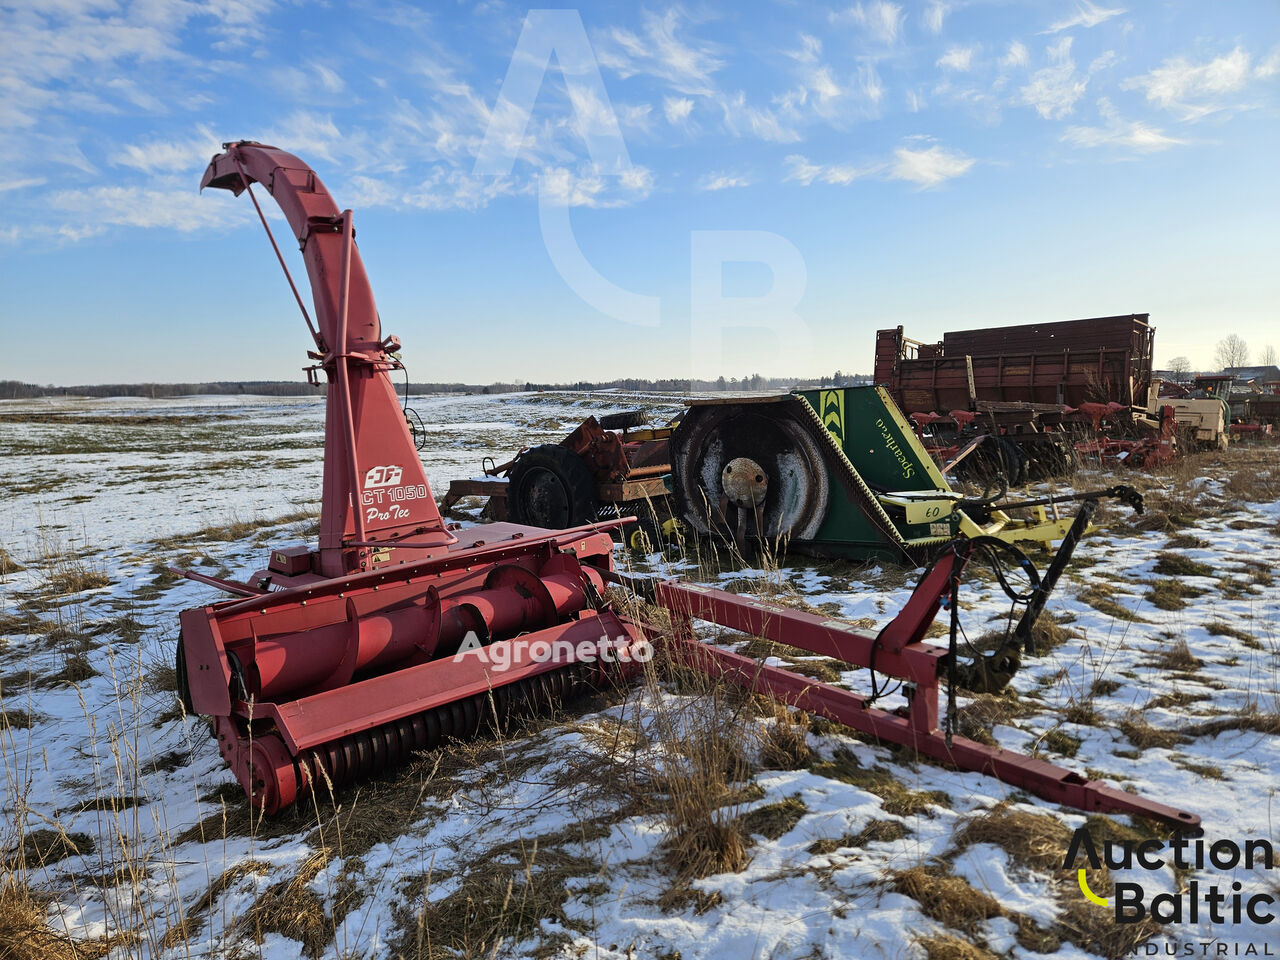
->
[39,561,110,597]
[890,866,1004,936]
[1204,620,1259,647]
[0,546,25,576]
[162,861,271,948]
[738,795,807,840]
[0,879,128,960]
[20,828,94,868]
[1077,583,1149,623]
[759,712,813,770]
[1151,639,1203,673]
[952,805,1070,873]
[1152,553,1214,578]
[1118,712,1188,750]
[1181,709,1280,739]
[1145,579,1206,611]
[391,828,601,960]
[811,749,950,817]
[954,692,1034,746]
[808,817,911,855]
[239,851,361,958]
[916,934,1003,960]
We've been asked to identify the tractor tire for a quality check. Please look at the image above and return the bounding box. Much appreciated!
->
[507,445,599,529]
[598,410,648,430]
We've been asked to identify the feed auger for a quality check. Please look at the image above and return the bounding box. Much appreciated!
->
[174,142,1199,833]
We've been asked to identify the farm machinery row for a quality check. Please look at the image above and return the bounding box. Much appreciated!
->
[173,142,1199,836]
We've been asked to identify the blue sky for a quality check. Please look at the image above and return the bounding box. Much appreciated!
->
[1,0,1277,385]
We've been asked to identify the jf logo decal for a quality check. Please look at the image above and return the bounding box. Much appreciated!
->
[819,390,845,445]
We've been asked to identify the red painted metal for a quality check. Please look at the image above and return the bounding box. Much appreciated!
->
[182,144,653,812]
[202,142,455,579]
[655,579,1200,830]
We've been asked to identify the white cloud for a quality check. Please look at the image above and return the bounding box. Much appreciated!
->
[663,96,694,124]
[1062,96,1183,151]
[719,92,802,143]
[698,173,751,191]
[830,2,904,45]
[1043,1,1125,34]
[783,154,868,186]
[890,144,974,187]
[261,111,345,164]
[906,89,925,112]
[1123,47,1254,120]
[809,67,842,102]
[1061,120,1182,151]
[937,46,975,72]
[787,34,823,64]
[1019,36,1088,118]
[111,125,223,173]
[596,10,725,96]
[1001,41,1029,68]
[923,2,947,35]
[0,176,48,192]
[1257,48,1280,79]
[859,64,885,106]
[50,185,252,232]
[536,165,653,208]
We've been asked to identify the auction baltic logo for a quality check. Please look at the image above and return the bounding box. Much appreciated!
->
[1063,825,1277,954]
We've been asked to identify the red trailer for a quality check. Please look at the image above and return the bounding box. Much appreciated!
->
[875,314,1155,414]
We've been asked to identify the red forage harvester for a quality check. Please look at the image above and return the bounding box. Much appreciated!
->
[174,142,1198,835]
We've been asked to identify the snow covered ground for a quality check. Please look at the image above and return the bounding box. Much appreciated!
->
[1,392,1277,960]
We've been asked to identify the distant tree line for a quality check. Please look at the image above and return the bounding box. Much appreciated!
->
[1,370,872,400]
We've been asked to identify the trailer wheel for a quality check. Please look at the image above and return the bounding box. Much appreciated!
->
[508,445,599,529]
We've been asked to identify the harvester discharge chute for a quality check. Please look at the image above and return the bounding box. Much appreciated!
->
[669,387,1136,563]
[174,142,1198,833]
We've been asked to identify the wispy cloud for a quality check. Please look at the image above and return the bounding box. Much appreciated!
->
[937,46,975,72]
[111,125,222,173]
[0,176,48,192]
[785,140,973,189]
[663,96,694,124]
[1062,97,1184,151]
[783,154,869,186]
[50,185,253,233]
[1019,36,1088,119]
[1043,1,1125,34]
[1000,41,1029,69]
[595,10,725,97]
[698,172,751,191]
[923,2,947,35]
[890,143,974,187]
[1123,47,1255,121]
[830,2,905,45]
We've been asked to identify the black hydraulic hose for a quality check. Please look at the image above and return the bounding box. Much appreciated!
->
[1013,498,1098,655]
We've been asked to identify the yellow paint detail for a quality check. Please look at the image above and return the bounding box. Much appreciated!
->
[1078,869,1109,906]
[905,499,953,524]
[873,386,950,488]
[819,390,845,444]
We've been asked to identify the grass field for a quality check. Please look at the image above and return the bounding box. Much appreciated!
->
[1,392,1278,960]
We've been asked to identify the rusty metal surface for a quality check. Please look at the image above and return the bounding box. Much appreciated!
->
[876,314,1155,414]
